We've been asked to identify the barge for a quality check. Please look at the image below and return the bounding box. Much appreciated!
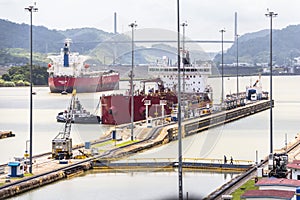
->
[0,131,15,139]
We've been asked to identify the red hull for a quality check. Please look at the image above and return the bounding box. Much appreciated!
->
[48,74,119,93]
[101,93,178,125]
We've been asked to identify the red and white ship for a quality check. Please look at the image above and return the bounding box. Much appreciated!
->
[101,79,178,125]
[100,51,212,125]
[47,39,119,93]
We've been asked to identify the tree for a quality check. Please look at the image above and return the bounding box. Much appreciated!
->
[1,73,11,81]
[11,74,25,82]
[7,65,48,85]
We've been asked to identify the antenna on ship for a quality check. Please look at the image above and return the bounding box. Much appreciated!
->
[181,21,188,119]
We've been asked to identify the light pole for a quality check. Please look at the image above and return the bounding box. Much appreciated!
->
[265,10,277,154]
[236,34,239,99]
[25,4,38,174]
[129,21,137,141]
[220,29,226,106]
[181,21,187,118]
[177,0,183,199]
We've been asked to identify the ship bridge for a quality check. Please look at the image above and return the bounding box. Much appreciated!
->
[148,64,211,75]
[148,61,212,93]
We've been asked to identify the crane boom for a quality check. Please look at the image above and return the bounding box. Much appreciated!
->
[51,90,76,159]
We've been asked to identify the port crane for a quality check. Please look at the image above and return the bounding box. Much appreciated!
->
[51,90,76,159]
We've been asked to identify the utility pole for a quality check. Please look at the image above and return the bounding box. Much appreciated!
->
[235,12,239,99]
[177,0,183,199]
[236,34,239,99]
[129,21,137,141]
[265,10,277,154]
[220,29,226,106]
[25,3,38,174]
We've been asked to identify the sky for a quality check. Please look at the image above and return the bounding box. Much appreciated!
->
[1,0,300,52]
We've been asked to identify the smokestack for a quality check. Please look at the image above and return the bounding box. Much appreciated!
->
[63,41,70,67]
[114,12,117,34]
[234,12,238,39]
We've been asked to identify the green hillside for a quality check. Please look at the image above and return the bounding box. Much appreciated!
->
[1,18,300,68]
[214,25,300,65]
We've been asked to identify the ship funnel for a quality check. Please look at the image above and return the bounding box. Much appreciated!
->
[63,40,70,67]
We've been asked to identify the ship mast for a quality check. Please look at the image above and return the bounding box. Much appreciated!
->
[181,21,188,119]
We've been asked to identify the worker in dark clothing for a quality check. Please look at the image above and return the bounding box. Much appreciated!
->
[230,156,233,165]
[224,155,227,164]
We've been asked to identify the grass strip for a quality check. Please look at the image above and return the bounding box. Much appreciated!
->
[231,178,259,199]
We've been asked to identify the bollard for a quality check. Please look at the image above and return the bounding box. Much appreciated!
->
[221,195,232,200]
[296,187,300,200]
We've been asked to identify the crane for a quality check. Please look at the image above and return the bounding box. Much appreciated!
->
[51,90,76,159]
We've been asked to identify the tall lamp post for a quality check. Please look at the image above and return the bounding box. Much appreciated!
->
[265,10,277,154]
[236,34,239,98]
[177,0,183,199]
[25,4,38,174]
[129,21,137,141]
[220,29,226,106]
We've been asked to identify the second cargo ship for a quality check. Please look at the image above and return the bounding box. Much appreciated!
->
[47,39,119,93]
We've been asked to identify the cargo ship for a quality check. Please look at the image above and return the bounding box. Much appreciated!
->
[101,78,178,125]
[47,39,119,93]
[100,51,213,125]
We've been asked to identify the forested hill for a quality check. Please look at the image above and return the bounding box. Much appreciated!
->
[1,19,300,66]
[214,24,300,65]
[0,19,116,54]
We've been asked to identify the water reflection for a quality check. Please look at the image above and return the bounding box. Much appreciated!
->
[10,170,238,200]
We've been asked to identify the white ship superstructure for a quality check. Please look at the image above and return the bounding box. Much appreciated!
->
[47,39,89,77]
[148,53,212,93]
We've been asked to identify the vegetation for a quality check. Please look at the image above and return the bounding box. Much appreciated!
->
[92,139,139,148]
[0,48,50,68]
[0,65,48,87]
[2,18,300,70]
[231,178,259,199]
[215,25,300,65]
[116,140,139,147]
[92,140,115,148]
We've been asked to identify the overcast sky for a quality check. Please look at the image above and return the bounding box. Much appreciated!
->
[1,0,300,52]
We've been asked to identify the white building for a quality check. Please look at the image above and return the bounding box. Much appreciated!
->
[255,178,300,192]
[287,160,300,180]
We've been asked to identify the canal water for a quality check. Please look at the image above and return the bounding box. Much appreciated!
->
[2,75,300,199]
